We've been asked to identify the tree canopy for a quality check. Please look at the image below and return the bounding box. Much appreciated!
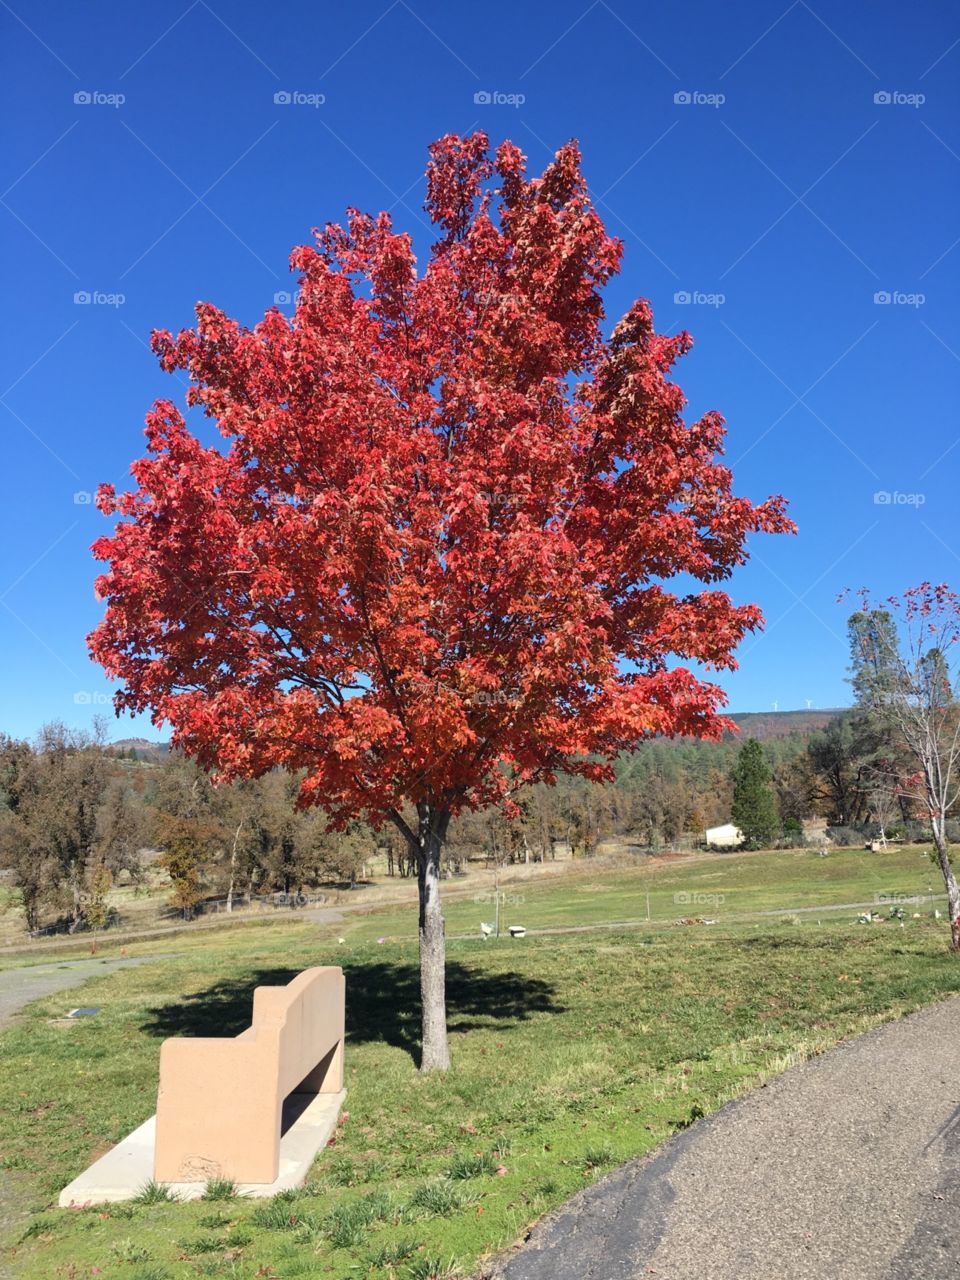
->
[89,133,793,1066]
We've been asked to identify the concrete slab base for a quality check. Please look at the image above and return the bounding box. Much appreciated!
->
[59,1089,346,1206]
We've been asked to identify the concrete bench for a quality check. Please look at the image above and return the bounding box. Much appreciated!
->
[154,965,345,1185]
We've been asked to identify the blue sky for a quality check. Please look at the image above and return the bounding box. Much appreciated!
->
[1,0,957,741]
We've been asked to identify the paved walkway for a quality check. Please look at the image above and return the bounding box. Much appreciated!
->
[0,954,176,1276]
[0,955,164,1029]
[482,999,960,1280]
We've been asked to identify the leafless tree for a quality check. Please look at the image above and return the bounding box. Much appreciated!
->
[849,586,960,949]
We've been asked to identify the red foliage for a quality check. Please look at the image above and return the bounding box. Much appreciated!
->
[89,133,793,830]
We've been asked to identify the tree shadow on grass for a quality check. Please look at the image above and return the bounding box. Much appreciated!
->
[140,959,563,1068]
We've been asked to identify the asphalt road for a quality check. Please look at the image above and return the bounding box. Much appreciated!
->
[0,954,162,1029]
[480,998,960,1280]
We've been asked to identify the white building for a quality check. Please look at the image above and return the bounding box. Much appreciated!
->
[705,822,744,849]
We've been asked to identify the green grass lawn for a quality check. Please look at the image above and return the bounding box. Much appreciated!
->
[2,847,958,1280]
[0,842,941,965]
[345,842,947,941]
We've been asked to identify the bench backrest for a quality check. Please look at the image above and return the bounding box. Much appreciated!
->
[154,965,345,1185]
[249,966,345,1094]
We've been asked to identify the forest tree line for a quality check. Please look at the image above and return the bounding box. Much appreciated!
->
[0,688,943,936]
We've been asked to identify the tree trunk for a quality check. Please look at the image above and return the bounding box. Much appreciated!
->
[932,825,960,951]
[226,820,242,913]
[494,859,502,939]
[24,892,39,934]
[69,859,83,931]
[414,805,451,1072]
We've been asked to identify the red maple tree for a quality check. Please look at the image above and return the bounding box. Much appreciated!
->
[89,133,793,1069]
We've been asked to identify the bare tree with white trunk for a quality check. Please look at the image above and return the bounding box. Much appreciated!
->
[848,584,960,950]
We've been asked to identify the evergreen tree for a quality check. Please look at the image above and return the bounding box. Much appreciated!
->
[731,739,780,849]
[847,609,913,835]
[847,610,901,706]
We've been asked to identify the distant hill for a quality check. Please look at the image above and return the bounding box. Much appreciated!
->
[105,709,845,764]
[109,738,170,762]
[723,708,844,741]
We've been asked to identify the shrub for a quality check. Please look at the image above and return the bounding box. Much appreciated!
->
[825,825,864,847]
